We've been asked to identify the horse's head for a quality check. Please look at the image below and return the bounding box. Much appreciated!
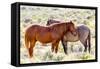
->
[66,21,77,36]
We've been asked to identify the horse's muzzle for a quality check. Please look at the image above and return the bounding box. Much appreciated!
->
[71,31,77,36]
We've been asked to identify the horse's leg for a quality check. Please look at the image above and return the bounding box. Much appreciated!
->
[51,41,59,53]
[55,42,59,53]
[61,39,68,54]
[83,40,87,52]
[51,43,55,52]
[28,40,36,58]
[88,31,91,53]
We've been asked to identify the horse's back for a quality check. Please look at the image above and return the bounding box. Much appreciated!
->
[77,25,89,32]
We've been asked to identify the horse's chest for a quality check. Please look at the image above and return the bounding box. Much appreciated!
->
[63,32,79,42]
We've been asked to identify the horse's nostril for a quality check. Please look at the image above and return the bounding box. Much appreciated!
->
[72,32,77,36]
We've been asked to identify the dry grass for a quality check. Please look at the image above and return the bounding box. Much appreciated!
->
[20,6,96,64]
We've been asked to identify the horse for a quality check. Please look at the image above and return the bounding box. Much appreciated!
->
[47,19,91,54]
[25,21,76,58]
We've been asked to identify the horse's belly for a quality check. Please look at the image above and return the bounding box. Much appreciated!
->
[36,33,52,43]
[64,32,79,42]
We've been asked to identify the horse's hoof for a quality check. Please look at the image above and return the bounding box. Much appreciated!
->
[64,52,68,55]
[30,58,34,63]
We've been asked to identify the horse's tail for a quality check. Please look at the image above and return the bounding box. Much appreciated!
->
[25,33,30,49]
[88,30,91,53]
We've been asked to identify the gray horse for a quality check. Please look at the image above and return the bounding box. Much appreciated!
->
[47,19,91,54]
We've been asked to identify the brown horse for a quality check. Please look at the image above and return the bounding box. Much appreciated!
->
[25,21,76,58]
[47,19,91,54]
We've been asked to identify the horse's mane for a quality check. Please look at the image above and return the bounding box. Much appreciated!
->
[51,22,66,27]
[49,22,67,32]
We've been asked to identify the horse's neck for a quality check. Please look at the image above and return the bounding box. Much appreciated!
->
[54,24,66,34]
